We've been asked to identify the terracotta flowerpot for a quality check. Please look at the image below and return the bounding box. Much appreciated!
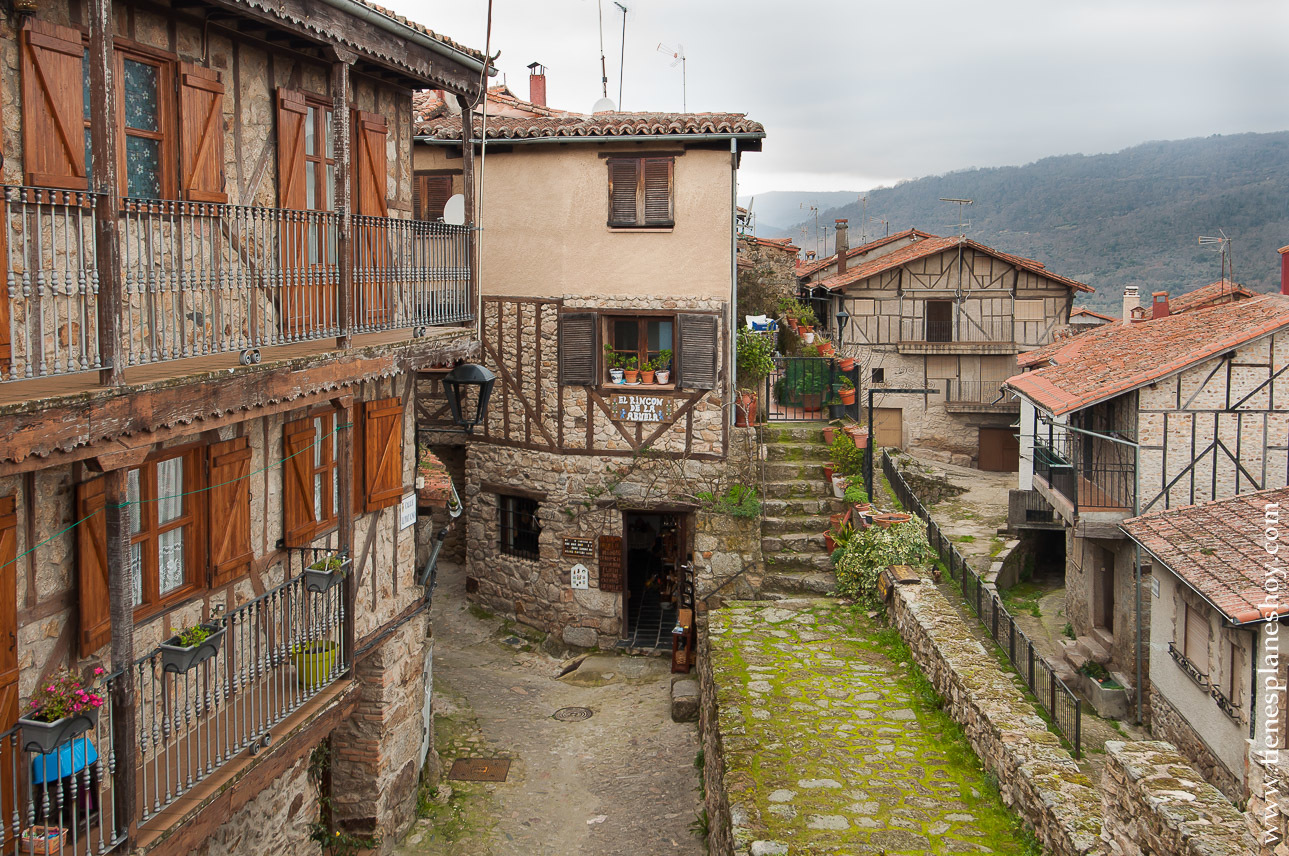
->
[735,391,759,427]
[801,393,823,413]
[824,532,836,553]
[846,425,870,446]
[624,370,640,384]
[839,357,855,372]
[822,427,836,445]
[872,512,912,529]
[823,463,835,482]
[839,388,856,405]
[817,342,834,355]
[641,370,656,384]
[829,512,846,529]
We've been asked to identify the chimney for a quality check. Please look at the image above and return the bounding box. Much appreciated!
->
[1151,292,1170,320]
[1122,286,1140,325]
[527,62,547,108]
[1280,245,1289,295]
[835,219,849,275]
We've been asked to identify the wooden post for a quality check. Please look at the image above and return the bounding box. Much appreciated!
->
[334,397,356,666]
[455,95,477,329]
[104,468,137,841]
[89,0,123,386]
[332,59,353,350]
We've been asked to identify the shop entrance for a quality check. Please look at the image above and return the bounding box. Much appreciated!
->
[621,511,692,650]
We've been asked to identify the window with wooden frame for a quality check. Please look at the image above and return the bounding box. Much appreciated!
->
[925,300,954,343]
[413,172,454,221]
[1221,636,1243,709]
[126,449,202,613]
[499,494,540,560]
[559,311,717,390]
[606,157,674,228]
[284,412,341,546]
[117,48,176,200]
[605,315,674,380]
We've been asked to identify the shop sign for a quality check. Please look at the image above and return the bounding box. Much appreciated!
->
[570,564,589,590]
[563,537,595,558]
[608,393,674,423]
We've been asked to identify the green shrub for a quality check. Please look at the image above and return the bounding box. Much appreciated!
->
[833,519,931,602]
[830,433,866,478]
[843,484,867,504]
[697,485,761,519]
[735,326,775,390]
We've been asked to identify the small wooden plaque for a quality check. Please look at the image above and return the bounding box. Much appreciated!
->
[562,537,594,558]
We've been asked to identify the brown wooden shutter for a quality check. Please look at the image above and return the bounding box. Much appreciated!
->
[208,437,252,585]
[283,417,317,547]
[363,396,404,512]
[559,312,598,386]
[0,496,17,677]
[598,535,623,592]
[276,89,308,209]
[352,111,388,217]
[20,20,87,190]
[414,174,453,220]
[1184,603,1209,669]
[76,478,111,656]
[641,158,674,226]
[179,64,227,203]
[606,158,639,227]
[678,313,719,390]
[0,669,16,823]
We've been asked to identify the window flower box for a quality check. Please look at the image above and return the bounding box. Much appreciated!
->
[18,710,99,756]
[304,554,351,593]
[19,667,106,754]
[159,623,226,674]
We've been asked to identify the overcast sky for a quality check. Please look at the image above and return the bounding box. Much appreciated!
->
[389,0,1289,196]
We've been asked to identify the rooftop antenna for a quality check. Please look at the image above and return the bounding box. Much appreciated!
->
[614,3,627,110]
[800,202,820,257]
[939,197,973,234]
[656,42,687,111]
[1198,230,1233,285]
[596,1,609,99]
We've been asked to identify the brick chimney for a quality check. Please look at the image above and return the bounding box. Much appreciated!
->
[1151,291,1170,319]
[835,219,849,275]
[1280,245,1289,295]
[527,62,546,108]
[1122,286,1140,325]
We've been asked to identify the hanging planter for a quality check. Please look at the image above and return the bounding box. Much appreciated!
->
[839,387,856,405]
[304,554,351,593]
[18,666,106,755]
[19,710,99,756]
[838,357,855,372]
[159,623,226,674]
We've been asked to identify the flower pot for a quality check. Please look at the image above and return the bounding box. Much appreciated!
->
[624,370,640,384]
[734,391,759,427]
[823,463,835,482]
[822,427,836,445]
[641,370,656,384]
[21,825,67,855]
[292,641,339,690]
[846,425,869,446]
[817,341,834,355]
[655,369,670,384]
[872,512,912,529]
[303,556,351,593]
[838,357,855,372]
[159,623,226,674]
[803,330,816,344]
[829,512,846,529]
[801,392,823,413]
[824,532,836,553]
[610,368,624,384]
[19,708,99,755]
[839,387,856,405]
[832,475,847,499]
[828,402,846,419]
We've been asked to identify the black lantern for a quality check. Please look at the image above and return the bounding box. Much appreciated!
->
[441,363,496,433]
[835,306,850,336]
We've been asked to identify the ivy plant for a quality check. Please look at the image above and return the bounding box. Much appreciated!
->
[833,519,931,602]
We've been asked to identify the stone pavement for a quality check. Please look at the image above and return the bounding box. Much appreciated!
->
[395,560,703,856]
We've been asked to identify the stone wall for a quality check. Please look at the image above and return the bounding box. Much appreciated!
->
[1149,682,1242,802]
[1100,741,1253,856]
[696,616,736,856]
[191,755,320,856]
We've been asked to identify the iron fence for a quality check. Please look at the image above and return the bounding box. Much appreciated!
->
[1033,434,1134,512]
[765,357,859,422]
[882,451,1082,758]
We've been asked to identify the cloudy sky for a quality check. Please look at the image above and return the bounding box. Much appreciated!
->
[390,0,1289,196]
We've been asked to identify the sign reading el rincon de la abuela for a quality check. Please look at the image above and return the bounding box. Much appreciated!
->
[608,393,675,423]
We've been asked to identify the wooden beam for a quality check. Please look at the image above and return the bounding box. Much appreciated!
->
[89,0,123,386]
[333,60,353,349]
[105,467,138,842]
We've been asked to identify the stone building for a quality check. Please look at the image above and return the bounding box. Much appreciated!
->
[800,227,1091,470]
[0,1,484,853]
[1005,293,1289,728]
[412,73,765,647]
[1121,488,1289,806]
[736,234,800,321]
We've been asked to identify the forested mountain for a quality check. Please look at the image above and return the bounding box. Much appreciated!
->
[744,132,1289,314]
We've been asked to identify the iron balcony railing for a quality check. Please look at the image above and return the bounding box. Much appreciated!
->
[946,380,1012,406]
[1033,433,1135,512]
[2,186,472,382]
[132,560,345,825]
[0,670,126,856]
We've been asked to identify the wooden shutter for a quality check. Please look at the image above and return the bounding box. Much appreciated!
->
[76,478,111,656]
[678,313,719,390]
[1184,603,1209,670]
[283,417,317,547]
[0,496,16,677]
[352,110,390,327]
[352,111,388,217]
[363,397,404,512]
[0,191,8,370]
[606,159,639,227]
[179,64,227,203]
[0,669,15,826]
[641,158,674,226]
[598,535,622,592]
[208,437,252,585]
[20,20,87,189]
[276,89,308,209]
[414,174,453,220]
[559,312,598,386]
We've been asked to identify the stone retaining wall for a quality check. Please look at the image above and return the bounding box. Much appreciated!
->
[696,617,736,856]
[1148,683,1242,803]
[1100,741,1253,855]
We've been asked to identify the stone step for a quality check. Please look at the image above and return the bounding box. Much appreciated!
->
[761,572,837,597]
[765,443,832,462]
[761,532,828,554]
[762,498,833,517]
[1089,626,1114,652]
[764,479,832,499]
[761,423,835,444]
[763,461,832,483]
[1075,634,1111,665]
[764,551,834,574]
[761,514,832,535]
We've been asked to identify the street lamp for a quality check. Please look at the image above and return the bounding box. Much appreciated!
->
[441,363,496,433]
[835,306,850,337]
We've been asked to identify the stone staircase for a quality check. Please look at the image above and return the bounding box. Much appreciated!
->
[759,423,841,598]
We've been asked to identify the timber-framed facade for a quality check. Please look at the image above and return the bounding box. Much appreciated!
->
[0,0,485,853]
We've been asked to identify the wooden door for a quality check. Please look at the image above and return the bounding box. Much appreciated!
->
[352,110,391,328]
[978,427,1020,472]
[873,408,902,448]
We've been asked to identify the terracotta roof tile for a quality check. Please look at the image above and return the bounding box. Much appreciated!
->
[1168,280,1254,315]
[417,99,763,141]
[814,235,1092,294]
[797,228,940,278]
[1121,487,1289,624]
[1006,295,1289,415]
[352,0,487,61]
[744,235,800,254]
[1070,307,1118,323]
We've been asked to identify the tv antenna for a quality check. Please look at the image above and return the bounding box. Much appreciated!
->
[656,43,687,111]
[800,202,820,256]
[614,3,628,110]
[939,197,973,234]
[596,1,608,99]
[1198,230,1234,285]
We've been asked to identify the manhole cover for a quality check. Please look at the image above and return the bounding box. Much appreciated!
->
[448,758,511,782]
[552,706,593,722]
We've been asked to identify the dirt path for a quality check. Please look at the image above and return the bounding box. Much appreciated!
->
[396,561,703,856]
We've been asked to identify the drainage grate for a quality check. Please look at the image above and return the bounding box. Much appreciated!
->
[552,706,593,722]
[448,758,511,782]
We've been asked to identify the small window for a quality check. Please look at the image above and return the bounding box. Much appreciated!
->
[499,495,541,560]
[925,300,953,342]
[871,367,885,383]
[119,52,173,199]
[1223,638,1243,708]
[127,450,200,612]
[414,173,454,221]
[607,157,674,228]
[605,316,674,381]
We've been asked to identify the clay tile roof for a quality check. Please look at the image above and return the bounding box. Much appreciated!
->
[1006,294,1289,415]
[349,0,486,62]
[1121,487,1289,624]
[744,235,800,254]
[813,235,1092,294]
[797,228,940,278]
[418,107,764,141]
[1069,307,1118,323]
[1168,280,1255,315]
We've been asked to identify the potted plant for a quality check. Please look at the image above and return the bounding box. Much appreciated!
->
[838,356,856,372]
[736,326,775,427]
[824,530,837,554]
[304,552,351,593]
[19,667,106,755]
[159,621,226,674]
[826,393,846,420]
[872,511,912,529]
[831,473,848,498]
[655,349,673,384]
[816,340,834,356]
[292,640,339,691]
[603,344,625,384]
[640,357,656,385]
[823,462,835,482]
[622,356,640,384]
[838,375,856,406]
[822,426,836,445]
[846,423,870,448]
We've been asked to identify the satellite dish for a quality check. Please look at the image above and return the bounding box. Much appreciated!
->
[443,194,466,226]
[592,97,616,113]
